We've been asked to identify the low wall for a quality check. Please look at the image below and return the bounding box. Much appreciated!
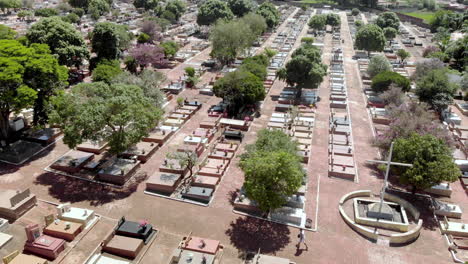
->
[339,206,379,241]
[395,12,431,30]
[390,219,423,244]
[339,190,372,205]
[383,193,420,219]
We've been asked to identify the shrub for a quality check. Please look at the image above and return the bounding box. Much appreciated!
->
[371,71,411,93]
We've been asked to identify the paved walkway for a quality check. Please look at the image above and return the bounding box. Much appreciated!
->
[0,10,455,264]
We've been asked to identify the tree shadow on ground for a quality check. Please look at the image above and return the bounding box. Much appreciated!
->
[0,143,56,176]
[225,216,291,255]
[386,188,439,231]
[34,171,147,206]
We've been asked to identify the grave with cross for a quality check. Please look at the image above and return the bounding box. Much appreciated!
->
[366,142,413,221]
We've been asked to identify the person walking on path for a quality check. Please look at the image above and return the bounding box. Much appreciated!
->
[297,228,308,251]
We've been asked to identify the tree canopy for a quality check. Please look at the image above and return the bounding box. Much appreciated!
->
[396,49,410,62]
[49,82,163,154]
[213,70,265,116]
[111,69,166,108]
[34,7,58,17]
[375,12,400,30]
[367,54,392,78]
[392,133,460,192]
[0,25,17,40]
[371,71,410,93]
[383,27,397,41]
[88,0,110,20]
[133,0,160,10]
[0,40,67,141]
[240,129,304,212]
[26,17,89,67]
[129,44,166,69]
[255,2,280,29]
[277,44,327,99]
[308,14,326,32]
[374,102,453,151]
[91,60,122,84]
[415,68,457,112]
[326,13,341,27]
[209,18,258,65]
[160,40,179,58]
[197,0,233,26]
[91,22,132,60]
[227,0,254,17]
[355,24,386,55]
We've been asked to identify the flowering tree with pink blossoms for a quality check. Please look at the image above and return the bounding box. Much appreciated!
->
[129,44,167,70]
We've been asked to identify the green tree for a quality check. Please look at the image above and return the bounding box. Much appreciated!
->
[351,8,360,16]
[392,133,460,193]
[0,0,21,13]
[34,7,58,17]
[355,24,386,56]
[326,13,341,27]
[0,40,67,132]
[375,12,400,30]
[445,35,467,71]
[429,10,464,33]
[242,129,300,158]
[88,0,109,20]
[213,70,265,116]
[137,33,151,44]
[50,82,162,154]
[91,60,122,84]
[241,13,267,37]
[26,17,89,67]
[277,44,327,100]
[91,22,131,60]
[68,0,88,9]
[255,2,280,29]
[133,0,159,10]
[111,69,166,108]
[416,69,457,112]
[240,129,303,212]
[383,27,397,42]
[210,19,254,65]
[240,61,267,80]
[308,14,326,32]
[160,40,179,58]
[227,0,254,17]
[0,25,16,39]
[396,49,410,63]
[367,54,392,78]
[62,12,80,24]
[165,0,186,21]
[17,10,33,20]
[371,71,410,93]
[197,0,233,26]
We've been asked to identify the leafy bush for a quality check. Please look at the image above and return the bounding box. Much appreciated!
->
[371,71,410,92]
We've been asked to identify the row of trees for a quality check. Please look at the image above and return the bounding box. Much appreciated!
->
[197,0,280,29]
[240,129,304,212]
[308,13,341,31]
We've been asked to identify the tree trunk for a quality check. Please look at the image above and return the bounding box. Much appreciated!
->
[411,185,417,195]
[295,85,302,104]
[33,91,48,126]
[0,111,10,145]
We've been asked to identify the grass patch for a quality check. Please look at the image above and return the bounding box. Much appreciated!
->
[403,12,435,22]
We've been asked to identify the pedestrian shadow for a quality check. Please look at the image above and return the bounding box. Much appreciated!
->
[225,216,291,255]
